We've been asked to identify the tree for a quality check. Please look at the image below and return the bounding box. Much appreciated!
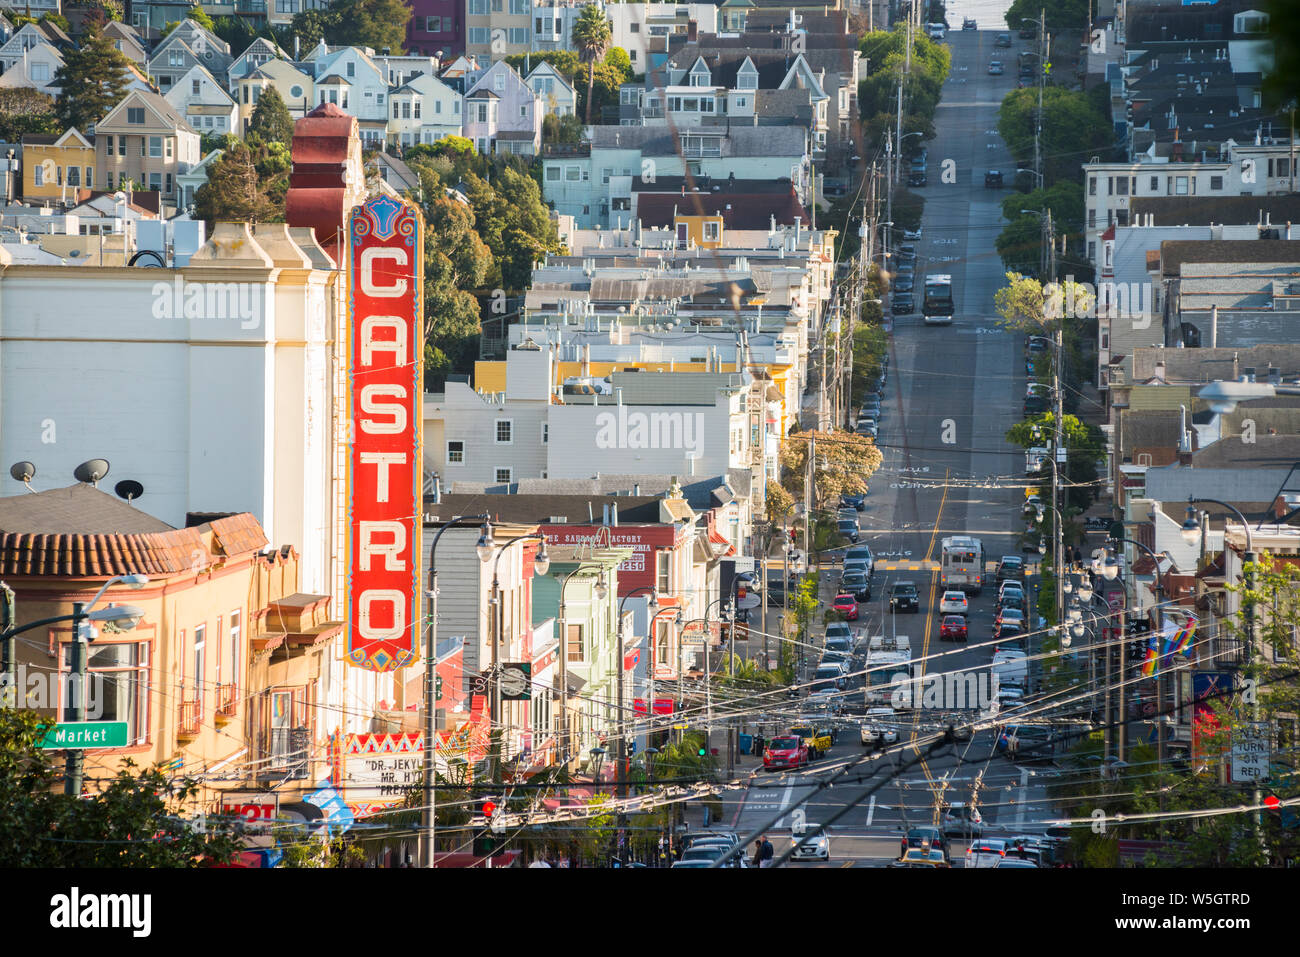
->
[0,710,239,866]
[572,3,612,125]
[603,45,632,81]
[998,85,1111,188]
[779,430,883,508]
[575,61,625,125]
[331,0,412,53]
[542,112,583,145]
[993,271,1093,335]
[289,7,337,49]
[1264,0,1300,107]
[1004,0,1089,35]
[53,23,130,132]
[0,88,60,140]
[194,140,286,225]
[248,85,294,146]
[422,195,491,384]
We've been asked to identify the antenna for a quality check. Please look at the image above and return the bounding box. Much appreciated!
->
[9,461,36,491]
[114,479,145,503]
[73,458,111,487]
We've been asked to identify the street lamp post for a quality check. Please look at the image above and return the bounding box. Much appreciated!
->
[557,565,609,770]
[1102,536,1166,768]
[616,586,660,802]
[422,514,492,868]
[488,532,551,780]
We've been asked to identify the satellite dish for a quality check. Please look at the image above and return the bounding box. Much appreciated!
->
[9,461,35,483]
[73,458,111,486]
[114,479,144,502]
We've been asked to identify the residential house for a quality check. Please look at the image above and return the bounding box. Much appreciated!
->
[21,128,95,202]
[368,151,421,196]
[163,64,239,138]
[405,0,464,58]
[542,125,809,229]
[102,20,150,65]
[0,31,64,96]
[232,59,316,133]
[372,51,443,87]
[127,0,201,36]
[386,70,462,147]
[525,60,575,119]
[465,0,531,63]
[310,46,389,146]
[176,147,223,210]
[463,60,541,156]
[146,19,232,91]
[95,88,199,201]
[225,36,290,84]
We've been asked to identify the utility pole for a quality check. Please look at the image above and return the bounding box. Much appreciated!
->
[1049,209,1063,662]
[66,602,87,796]
[0,582,14,708]
[1035,10,1046,191]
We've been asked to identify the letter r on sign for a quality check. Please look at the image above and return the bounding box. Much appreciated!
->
[360,521,407,571]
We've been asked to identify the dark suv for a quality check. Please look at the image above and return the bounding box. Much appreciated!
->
[996,556,1025,582]
[907,167,928,187]
[889,581,920,613]
[985,169,1003,188]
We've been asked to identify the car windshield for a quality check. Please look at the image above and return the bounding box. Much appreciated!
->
[682,846,725,859]
[770,737,800,750]
[943,616,964,626]
[835,595,854,604]
[825,638,850,650]
[894,586,917,596]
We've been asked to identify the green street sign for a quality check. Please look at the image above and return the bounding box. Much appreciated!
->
[38,722,129,749]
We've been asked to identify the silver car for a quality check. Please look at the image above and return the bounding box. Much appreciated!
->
[790,831,831,861]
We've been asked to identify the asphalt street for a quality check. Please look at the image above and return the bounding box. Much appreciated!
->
[726,24,1063,866]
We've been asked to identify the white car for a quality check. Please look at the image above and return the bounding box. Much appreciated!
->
[965,839,1007,868]
[941,803,984,837]
[861,708,900,746]
[903,227,922,241]
[790,831,831,861]
[939,590,969,615]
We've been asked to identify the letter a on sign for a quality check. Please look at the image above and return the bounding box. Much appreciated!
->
[347,196,424,671]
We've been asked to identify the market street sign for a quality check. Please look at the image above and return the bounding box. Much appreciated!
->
[38,721,128,749]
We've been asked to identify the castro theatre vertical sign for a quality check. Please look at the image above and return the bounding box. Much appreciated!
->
[346,195,424,672]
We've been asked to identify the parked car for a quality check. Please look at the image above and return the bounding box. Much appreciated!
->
[941,615,969,642]
[963,16,977,29]
[890,581,920,613]
[903,227,922,241]
[994,609,1026,638]
[763,734,809,770]
[825,622,853,643]
[840,492,866,511]
[893,273,915,293]
[845,544,875,577]
[939,590,969,615]
[832,593,859,620]
[998,593,1026,614]
[836,519,860,544]
[892,292,915,314]
[985,169,1004,188]
[996,556,1025,582]
[823,636,853,657]
[861,707,901,746]
[1024,395,1048,415]
[678,845,746,867]
[940,803,983,837]
[907,169,928,187]
[988,59,1004,74]
[842,558,871,581]
[855,420,878,440]
[840,570,872,603]
[998,580,1025,601]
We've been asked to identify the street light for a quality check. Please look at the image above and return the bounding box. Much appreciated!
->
[422,513,492,868]
[557,565,610,768]
[589,745,607,781]
[1196,379,1300,413]
[614,586,660,805]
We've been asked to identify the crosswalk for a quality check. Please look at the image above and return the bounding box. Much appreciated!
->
[876,560,940,572]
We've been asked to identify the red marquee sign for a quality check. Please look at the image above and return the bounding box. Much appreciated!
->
[346,196,424,671]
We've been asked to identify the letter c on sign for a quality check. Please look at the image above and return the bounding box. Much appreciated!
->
[360,248,409,298]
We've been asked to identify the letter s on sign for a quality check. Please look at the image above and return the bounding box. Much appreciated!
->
[360,247,410,298]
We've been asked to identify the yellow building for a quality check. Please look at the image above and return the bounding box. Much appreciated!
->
[22,128,96,201]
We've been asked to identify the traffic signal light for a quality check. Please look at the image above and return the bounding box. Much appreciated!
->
[482,800,497,819]
[434,674,443,701]
[698,743,707,757]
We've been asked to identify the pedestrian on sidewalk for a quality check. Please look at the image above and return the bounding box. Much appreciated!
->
[759,834,775,868]
[754,732,765,756]
[751,839,764,868]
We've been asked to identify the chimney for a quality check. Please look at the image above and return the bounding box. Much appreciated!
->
[611,502,619,526]
[602,503,611,525]
[1210,305,1217,347]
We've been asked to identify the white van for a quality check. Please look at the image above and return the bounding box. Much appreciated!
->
[927,22,946,40]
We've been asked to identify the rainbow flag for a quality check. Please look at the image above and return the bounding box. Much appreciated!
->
[1171,615,1198,657]
[1140,635,1159,677]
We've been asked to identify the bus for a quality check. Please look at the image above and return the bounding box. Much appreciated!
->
[865,638,913,706]
[940,535,984,594]
[923,275,953,324]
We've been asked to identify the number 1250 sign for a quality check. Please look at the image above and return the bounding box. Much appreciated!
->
[346,196,424,672]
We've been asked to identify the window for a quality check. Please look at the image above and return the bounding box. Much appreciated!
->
[495,420,513,443]
[229,610,242,697]
[394,101,401,119]
[346,62,354,77]
[565,166,580,181]
[520,104,528,118]
[61,640,150,745]
[426,15,441,31]
[541,423,549,443]
[1279,158,1291,178]
[492,0,502,10]
[1150,175,1159,191]
[192,624,207,713]
[510,0,528,12]
[510,27,528,44]
[149,136,162,157]
[495,467,513,483]
[1087,209,1095,228]
[85,167,92,188]
[192,78,201,95]
[104,135,113,154]
[32,62,49,83]
[566,623,585,662]
[469,0,487,15]
[655,618,671,671]
[657,552,671,594]
[67,166,79,187]
[1116,176,1128,195]
[127,107,145,124]
[1175,175,1189,195]
[631,22,640,32]
[1115,209,1128,226]
[165,173,172,194]
[118,136,125,156]
[1088,241,1096,260]
[703,221,720,241]
[33,163,43,187]
[165,138,173,159]
[494,73,506,91]
[1107,176,1113,195]
[547,165,560,181]
[476,103,488,122]
[447,440,465,464]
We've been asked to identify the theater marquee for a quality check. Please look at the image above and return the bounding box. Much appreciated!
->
[346,196,424,671]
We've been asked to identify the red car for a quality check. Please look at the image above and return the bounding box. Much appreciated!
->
[832,594,859,620]
[763,734,810,771]
[940,615,968,642]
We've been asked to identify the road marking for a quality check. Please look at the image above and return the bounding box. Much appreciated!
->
[866,794,876,826]
[840,860,854,868]
[1015,768,1030,829]
[773,781,794,829]
[914,468,950,788]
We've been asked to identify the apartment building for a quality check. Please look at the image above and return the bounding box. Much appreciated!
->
[163,65,239,138]
[405,0,465,58]
[463,60,542,155]
[94,89,199,201]
[465,0,532,62]
[387,71,463,146]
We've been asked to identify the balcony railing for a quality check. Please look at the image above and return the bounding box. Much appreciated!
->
[178,697,201,739]
[216,683,237,722]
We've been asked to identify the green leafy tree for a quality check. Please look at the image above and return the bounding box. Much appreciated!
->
[331,0,412,52]
[998,85,1111,187]
[1004,0,1089,34]
[248,86,295,146]
[194,140,287,225]
[542,112,583,144]
[53,23,131,132]
[289,7,337,49]
[572,3,612,124]
[421,194,491,384]
[779,430,883,507]
[0,710,240,866]
[0,88,61,140]
[994,271,1093,335]
[603,45,632,80]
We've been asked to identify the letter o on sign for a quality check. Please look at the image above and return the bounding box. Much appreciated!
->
[359,589,406,641]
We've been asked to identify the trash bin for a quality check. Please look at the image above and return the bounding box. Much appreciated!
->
[738,733,752,755]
